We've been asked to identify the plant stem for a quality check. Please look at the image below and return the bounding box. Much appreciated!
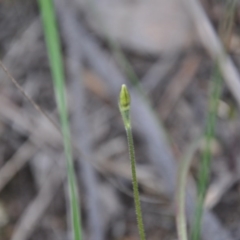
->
[192,1,236,239]
[191,63,222,240]
[119,85,146,240]
[176,138,201,240]
[38,0,82,239]
[126,126,146,240]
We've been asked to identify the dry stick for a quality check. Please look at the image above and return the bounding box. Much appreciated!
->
[0,57,103,175]
[141,55,179,93]
[0,94,67,240]
[0,95,60,149]
[55,0,104,239]
[0,141,37,192]
[205,171,238,209]
[0,60,87,167]
[159,55,201,120]
[63,6,233,240]
[0,61,60,132]
[0,94,63,195]
[11,156,65,240]
[0,20,42,87]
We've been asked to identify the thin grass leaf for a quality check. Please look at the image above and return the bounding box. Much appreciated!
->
[176,137,201,240]
[191,62,223,240]
[191,1,236,239]
[38,1,82,239]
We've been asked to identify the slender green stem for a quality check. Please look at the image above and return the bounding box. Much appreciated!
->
[220,0,237,49]
[176,138,201,240]
[191,1,237,239]
[126,126,146,240]
[38,1,82,239]
[119,85,146,240]
[191,63,222,240]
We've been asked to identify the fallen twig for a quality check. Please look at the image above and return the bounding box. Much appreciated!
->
[11,156,65,240]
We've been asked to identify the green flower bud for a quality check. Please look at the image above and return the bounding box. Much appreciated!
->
[119,84,131,111]
[119,84,131,129]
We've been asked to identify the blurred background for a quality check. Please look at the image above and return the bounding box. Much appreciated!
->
[0,0,240,239]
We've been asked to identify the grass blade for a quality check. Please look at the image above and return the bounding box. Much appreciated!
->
[38,1,82,239]
[191,1,236,238]
[176,138,201,240]
[191,62,222,240]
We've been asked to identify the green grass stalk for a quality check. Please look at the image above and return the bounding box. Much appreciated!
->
[220,0,237,49]
[119,85,146,240]
[38,1,82,239]
[176,138,201,240]
[191,1,236,238]
[191,63,222,240]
